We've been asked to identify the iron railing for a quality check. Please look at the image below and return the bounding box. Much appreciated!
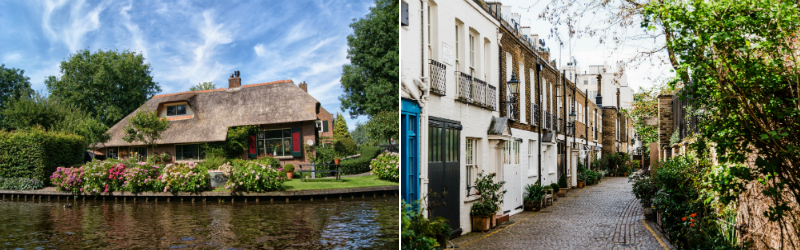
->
[473,78,487,108]
[429,59,446,95]
[532,104,540,127]
[455,71,472,103]
[551,113,558,131]
[545,111,552,130]
[506,91,519,121]
[486,85,497,111]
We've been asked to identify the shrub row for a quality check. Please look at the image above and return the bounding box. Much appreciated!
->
[339,146,381,175]
[0,128,84,183]
[0,177,44,190]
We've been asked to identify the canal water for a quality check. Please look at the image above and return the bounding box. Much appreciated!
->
[0,197,398,249]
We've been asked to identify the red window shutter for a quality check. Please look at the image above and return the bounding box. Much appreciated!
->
[248,135,257,159]
[291,127,302,157]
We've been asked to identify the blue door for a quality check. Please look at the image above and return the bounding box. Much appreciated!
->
[401,99,420,203]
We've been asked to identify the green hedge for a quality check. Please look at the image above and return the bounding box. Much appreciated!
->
[0,129,84,183]
[339,146,381,175]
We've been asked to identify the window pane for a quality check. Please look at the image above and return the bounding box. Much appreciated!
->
[177,105,186,115]
[175,145,183,160]
[185,144,198,160]
[283,129,292,138]
[283,138,292,155]
[266,130,282,139]
[167,106,176,116]
[257,140,265,155]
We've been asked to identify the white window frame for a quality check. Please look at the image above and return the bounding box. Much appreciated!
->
[469,34,475,72]
[466,138,479,196]
[166,104,187,117]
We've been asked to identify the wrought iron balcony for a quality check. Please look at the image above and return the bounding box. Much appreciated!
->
[552,113,558,131]
[545,111,552,130]
[532,104,540,126]
[486,85,497,111]
[455,71,472,103]
[472,78,487,108]
[429,59,446,95]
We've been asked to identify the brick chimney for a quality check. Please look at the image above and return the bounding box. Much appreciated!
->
[228,70,241,89]
[595,74,603,107]
[541,51,550,63]
[299,81,308,92]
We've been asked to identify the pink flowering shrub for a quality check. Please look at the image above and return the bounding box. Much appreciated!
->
[370,151,399,182]
[159,162,209,193]
[50,166,84,193]
[224,159,287,192]
[81,161,127,194]
[122,162,164,193]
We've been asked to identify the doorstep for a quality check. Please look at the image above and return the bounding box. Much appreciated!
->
[496,213,510,225]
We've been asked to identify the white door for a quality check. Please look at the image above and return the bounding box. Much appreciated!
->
[503,140,522,214]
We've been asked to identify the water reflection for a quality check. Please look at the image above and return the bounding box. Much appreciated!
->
[0,197,398,249]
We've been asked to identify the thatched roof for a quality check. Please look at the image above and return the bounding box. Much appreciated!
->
[101,80,319,147]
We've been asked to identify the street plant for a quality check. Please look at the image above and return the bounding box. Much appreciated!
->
[524,180,545,207]
[558,173,568,188]
[470,171,506,216]
[402,197,451,250]
[550,183,560,194]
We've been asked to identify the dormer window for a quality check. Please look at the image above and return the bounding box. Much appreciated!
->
[167,105,187,116]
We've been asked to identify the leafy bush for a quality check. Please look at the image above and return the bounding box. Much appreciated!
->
[224,159,287,192]
[201,126,260,158]
[335,137,358,156]
[558,173,568,188]
[0,128,84,183]
[198,156,227,170]
[81,161,128,194]
[283,163,295,173]
[402,199,450,249]
[550,183,560,193]
[631,175,657,208]
[340,146,381,174]
[370,151,399,182]
[0,177,44,190]
[524,180,545,202]
[122,162,164,193]
[470,171,506,216]
[50,166,84,193]
[160,162,209,193]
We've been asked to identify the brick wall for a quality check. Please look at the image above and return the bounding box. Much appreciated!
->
[657,95,674,158]
[602,107,618,157]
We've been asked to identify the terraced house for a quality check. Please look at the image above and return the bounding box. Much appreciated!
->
[96,72,334,166]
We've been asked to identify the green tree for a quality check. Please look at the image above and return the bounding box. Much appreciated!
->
[190,82,216,91]
[46,49,161,127]
[644,0,800,245]
[0,64,33,129]
[122,107,170,154]
[350,121,369,146]
[333,113,351,142]
[339,0,398,118]
[365,110,398,145]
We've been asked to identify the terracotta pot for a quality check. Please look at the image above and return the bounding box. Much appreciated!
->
[334,158,340,164]
[558,189,567,197]
[578,182,585,188]
[286,172,294,179]
[471,215,491,232]
[490,212,497,228]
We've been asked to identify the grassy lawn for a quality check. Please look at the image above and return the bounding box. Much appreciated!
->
[283,175,397,191]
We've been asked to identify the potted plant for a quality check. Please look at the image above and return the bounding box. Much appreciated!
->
[557,174,568,197]
[283,163,294,179]
[208,162,232,188]
[523,181,545,211]
[470,171,506,231]
[577,172,587,188]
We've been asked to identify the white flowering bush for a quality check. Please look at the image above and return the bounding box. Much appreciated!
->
[370,151,399,182]
[159,162,209,193]
[224,158,287,192]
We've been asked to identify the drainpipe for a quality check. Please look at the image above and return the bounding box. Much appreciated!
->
[572,79,576,178]
[537,62,542,185]
[562,70,567,178]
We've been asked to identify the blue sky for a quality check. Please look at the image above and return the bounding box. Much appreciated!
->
[0,0,373,129]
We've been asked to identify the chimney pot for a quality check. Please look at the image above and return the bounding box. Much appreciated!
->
[228,71,242,89]
[299,81,308,92]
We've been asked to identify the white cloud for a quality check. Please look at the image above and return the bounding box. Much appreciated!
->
[2,53,22,63]
[119,1,148,58]
[41,0,110,52]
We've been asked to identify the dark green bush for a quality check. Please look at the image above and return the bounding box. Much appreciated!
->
[339,146,381,175]
[335,138,358,156]
[0,128,84,183]
[558,173,568,188]
[549,183,560,193]
[0,177,44,190]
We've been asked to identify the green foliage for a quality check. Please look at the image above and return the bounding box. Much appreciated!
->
[558,173,568,188]
[365,110,399,144]
[45,49,161,127]
[201,126,260,159]
[333,113,352,142]
[524,180,545,202]
[402,199,450,250]
[471,171,506,216]
[549,183,560,194]
[631,175,657,208]
[334,137,357,157]
[339,0,398,118]
[670,130,680,145]
[370,151,398,182]
[122,107,170,153]
[0,64,33,129]
[350,121,370,146]
[0,128,84,183]
[198,156,227,170]
[283,163,295,173]
[339,146,381,174]
[644,0,800,233]
[159,162,209,193]
[189,82,216,91]
[0,177,44,190]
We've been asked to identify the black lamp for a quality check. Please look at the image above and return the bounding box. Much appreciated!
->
[507,73,520,95]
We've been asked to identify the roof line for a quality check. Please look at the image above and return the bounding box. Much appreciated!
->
[243,79,293,88]
[150,79,294,99]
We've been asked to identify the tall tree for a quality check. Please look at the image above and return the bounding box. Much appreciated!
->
[333,113,352,142]
[122,107,170,155]
[0,64,33,129]
[190,82,216,91]
[339,0,399,118]
[350,121,370,146]
[46,49,161,127]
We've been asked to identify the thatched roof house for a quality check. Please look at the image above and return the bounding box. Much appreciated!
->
[97,72,334,165]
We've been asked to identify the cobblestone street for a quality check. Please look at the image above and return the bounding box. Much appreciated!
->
[450,177,669,250]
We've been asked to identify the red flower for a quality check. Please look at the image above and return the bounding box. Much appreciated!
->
[690,218,694,223]
[690,213,697,218]
[690,223,694,227]
[682,217,687,221]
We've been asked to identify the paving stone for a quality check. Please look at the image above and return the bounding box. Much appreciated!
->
[450,177,665,250]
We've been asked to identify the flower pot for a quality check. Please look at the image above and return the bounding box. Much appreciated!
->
[524,200,540,211]
[334,158,340,164]
[490,212,497,228]
[286,171,294,179]
[471,215,491,232]
[558,189,567,197]
[578,182,585,188]
[208,171,228,188]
